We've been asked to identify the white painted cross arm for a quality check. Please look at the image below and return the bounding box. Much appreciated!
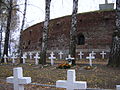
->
[86,53,95,66]
[6,67,31,90]
[66,55,75,65]
[91,51,96,56]
[21,54,27,64]
[29,52,33,59]
[100,51,106,59]
[48,54,56,66]
[66,55,74,60]
[58,51,63,59]
[78,51,84,59]
[34,53,40,65]
[56,70,87,90]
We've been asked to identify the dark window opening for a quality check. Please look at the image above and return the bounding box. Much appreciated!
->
[79,19,82,22]
[29,30,32,35]
[28,40,31,45]
[77,33,85,45]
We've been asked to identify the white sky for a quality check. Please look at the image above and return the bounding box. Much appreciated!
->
[18,0,116,28]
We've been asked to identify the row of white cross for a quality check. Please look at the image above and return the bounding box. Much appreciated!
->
[78,51,106,59]
[24,51,106,60]
[3,53,40,65]
[2,51,106,66]
[6,67,120,90]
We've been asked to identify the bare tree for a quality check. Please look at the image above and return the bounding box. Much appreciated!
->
[108,0,120,67]
[40,0,51,65]
[0,24,3,59]
[18,0,27,63]
[69,0,78,65]
[0,0,19,63]
[1,0,13,63]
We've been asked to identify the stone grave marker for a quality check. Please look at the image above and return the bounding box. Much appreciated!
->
[78,51,84,59]
[21,54,27,64]
[86,53,95,66]
[48,54,56,66]
[6,67,31,90]
[58,51,63,59]
[66,55,74,65]
[100,51,106,59]
[56,69,87,90]
[34,53,40,65]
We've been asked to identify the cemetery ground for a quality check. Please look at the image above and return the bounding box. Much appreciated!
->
[0,59,120,90]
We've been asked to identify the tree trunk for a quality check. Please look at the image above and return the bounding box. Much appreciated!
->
[0,24,2,59]
[108,0,120,67]
[69,0,78,65]
[40,0,51,65]
[1,0,13,63]
[19,0,27,63]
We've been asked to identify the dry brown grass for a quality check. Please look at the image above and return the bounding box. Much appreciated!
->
[0,59,119,90]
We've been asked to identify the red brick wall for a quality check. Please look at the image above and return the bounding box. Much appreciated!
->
[22,10,115,54]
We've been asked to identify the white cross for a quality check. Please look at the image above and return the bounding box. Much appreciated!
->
[11,54,16,64]
[78,51,84,59]
[116,85,120,90]
[6,67,31,90]
[105,0,108,4]
[24,52,27,56]
[50,52,55,56]
[21,54,27,64]
[86,53,95,66]
[48,54,56,66]
[91,51,96,57]
[56,70,87,90]
[36,52,39,56]
[4,54,7,63]
[34,53,40,65]
[29,52,33,59]
[100,51,106,59]
[58,51,63,59]
[66,55,74,65]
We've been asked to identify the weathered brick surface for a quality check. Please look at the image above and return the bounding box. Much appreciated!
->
[22,10,115,54]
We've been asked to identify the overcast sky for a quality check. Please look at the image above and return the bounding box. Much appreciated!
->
[18,0,116,28]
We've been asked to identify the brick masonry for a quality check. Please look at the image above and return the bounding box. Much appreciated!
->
[22,10,116,57]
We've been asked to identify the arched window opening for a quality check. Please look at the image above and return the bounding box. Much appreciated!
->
[77,33,85,45]
[28,40,31,45]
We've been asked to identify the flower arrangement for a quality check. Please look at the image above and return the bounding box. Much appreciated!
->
[84,66,94,70]
[57,63,71,69]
